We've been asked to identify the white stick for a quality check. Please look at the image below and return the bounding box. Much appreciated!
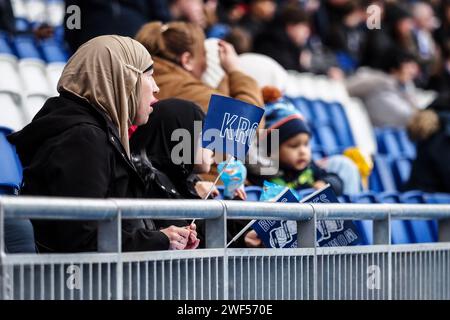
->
[226,219,256,248]
[191,155,234,224]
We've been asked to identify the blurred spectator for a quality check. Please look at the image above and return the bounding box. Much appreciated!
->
[347,48,420,127]
[428,40,450,96]
[254,4,311,72]
[169,0,207,29]
[239,0,277,38]
[361,2,416,70]
[314,0,367,73]
[64,0,172,53]
[216,0,247,25]
[135,21,263,112]
[224,26,253,53]
[0,0,53,38]
[411,1,439,87]
[406,94,450,193]
[434,0,450,49]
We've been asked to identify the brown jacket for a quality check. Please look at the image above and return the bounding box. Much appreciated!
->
[153,56,264,111]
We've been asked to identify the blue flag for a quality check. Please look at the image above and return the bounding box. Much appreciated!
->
[202,95,265,160]
[252,184,361,248]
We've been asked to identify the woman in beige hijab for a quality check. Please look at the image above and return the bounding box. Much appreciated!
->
[8,35,200,253]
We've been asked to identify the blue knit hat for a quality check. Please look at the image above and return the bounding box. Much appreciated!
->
[264,97,311,145]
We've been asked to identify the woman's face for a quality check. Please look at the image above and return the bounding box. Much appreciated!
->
[134,69,159,126]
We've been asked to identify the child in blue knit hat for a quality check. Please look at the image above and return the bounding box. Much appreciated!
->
[251,90,343,195]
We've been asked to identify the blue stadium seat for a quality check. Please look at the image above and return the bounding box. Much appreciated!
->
[15,18,30,33]
[351,192,378,245]
[392,157,412,190]
[369,155,397,192]
[39,39,68,63]
[400,190,425,203]
[290,97,312,122]
[314,125,340,155]
[0,127,22,195]
[1,126,35,253]
[245,186,263,202]
[310,134,319,151]
[395,128,416,159]
[424,193,450,204]
[0,32,14,55]
[376,192,413,244]
[52,26,65,45]
[327,102,355,148]
[376,191,400,203]
[312,151,326,161]
[351,192,377,203]
[400,191,437,243]
[309,100,329,125]
[13,35,42,60]
[338,194,351,203]
[353,220,372,245]
[377,128,402,158]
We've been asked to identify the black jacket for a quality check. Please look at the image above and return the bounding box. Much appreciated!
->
[7,92,170,253]
[0,0,15,34]
[406,109,450,193]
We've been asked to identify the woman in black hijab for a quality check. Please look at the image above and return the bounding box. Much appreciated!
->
[130,98,216,249]
[130,98,214,200]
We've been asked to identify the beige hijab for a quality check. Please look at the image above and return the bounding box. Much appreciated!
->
[57,35,153,157]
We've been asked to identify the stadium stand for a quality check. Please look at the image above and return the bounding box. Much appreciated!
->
[0,0,449,253]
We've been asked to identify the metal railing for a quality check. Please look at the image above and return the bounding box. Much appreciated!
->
[1,196,450,300]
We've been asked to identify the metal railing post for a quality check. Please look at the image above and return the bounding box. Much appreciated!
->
[299,203,317,300]
[97,210,121,253]
[220,201,229,300]
[296,204,316,248]
[205,200,226,249]
[98,201,122,300]
[373,208,391,245]
[373,207,391,300]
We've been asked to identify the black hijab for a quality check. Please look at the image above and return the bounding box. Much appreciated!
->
[130,98,205,182]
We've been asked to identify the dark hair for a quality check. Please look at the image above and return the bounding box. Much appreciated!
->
[380,48,417,72]
[276,4,309,27]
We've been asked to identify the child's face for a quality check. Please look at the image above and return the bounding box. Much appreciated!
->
[278,133,311,171]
